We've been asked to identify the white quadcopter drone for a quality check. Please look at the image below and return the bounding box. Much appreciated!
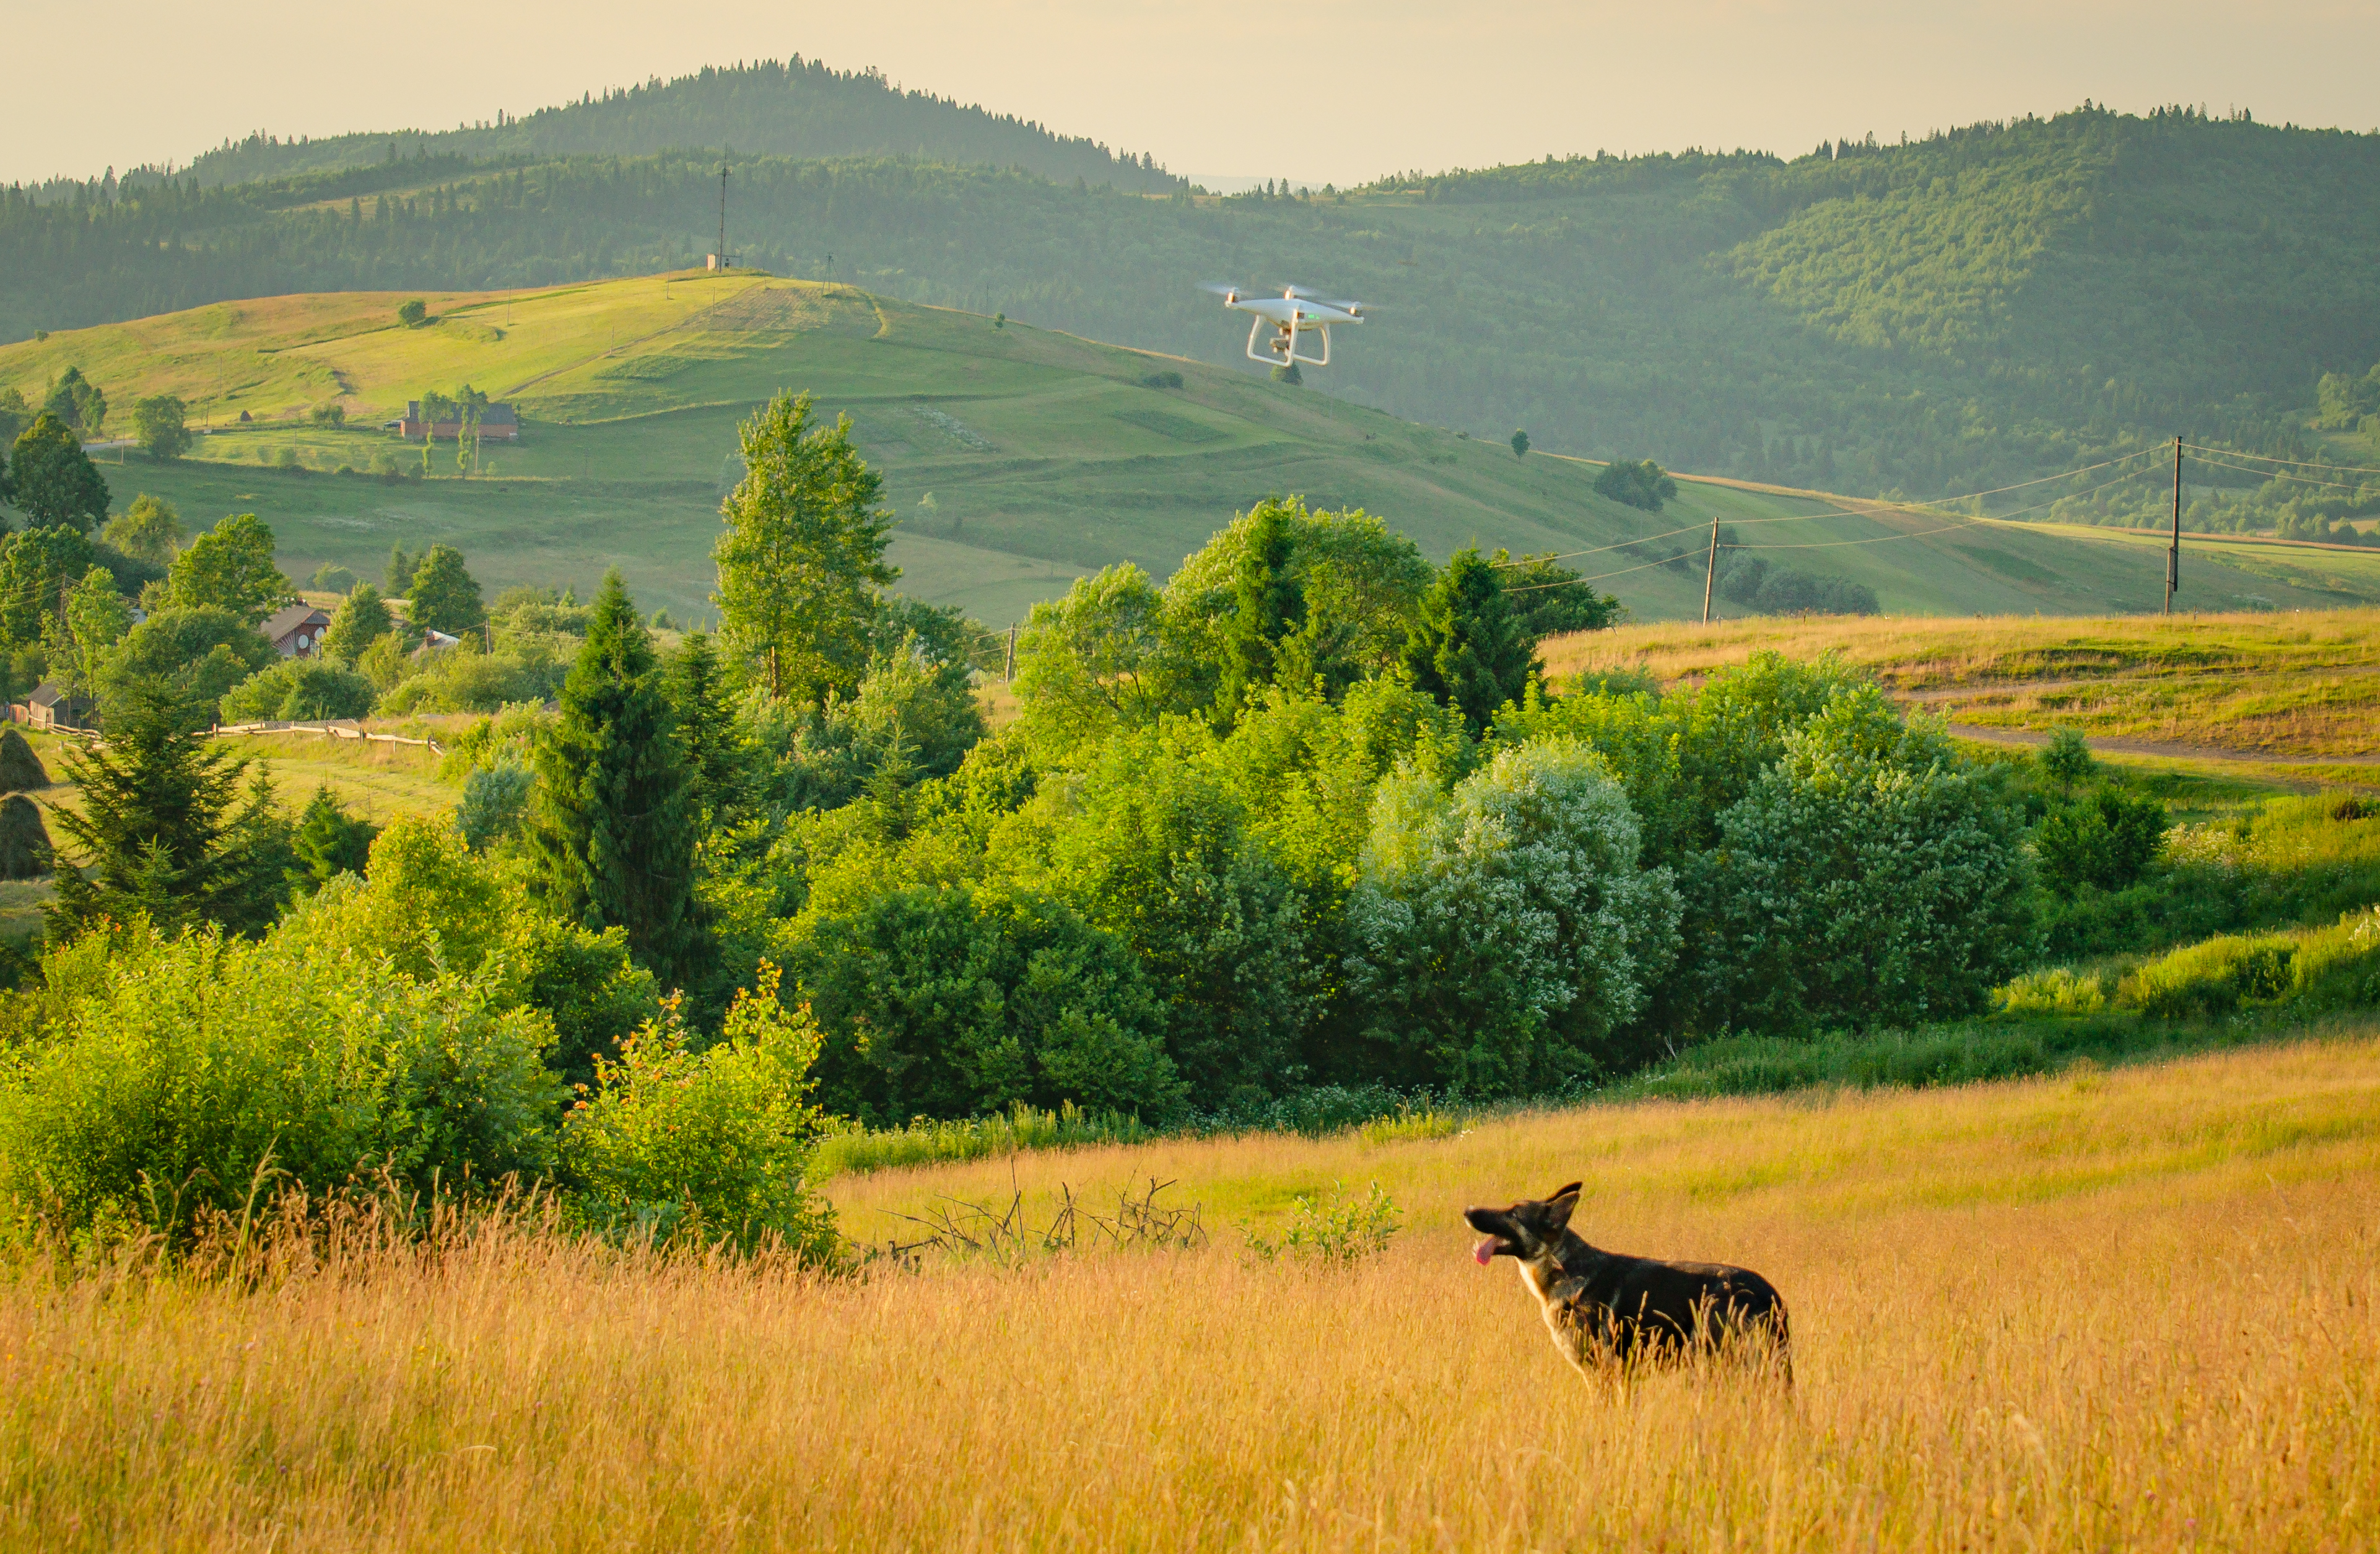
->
[1201,282,1372,368]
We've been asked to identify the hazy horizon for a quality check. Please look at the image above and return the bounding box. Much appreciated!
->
[9,0,2379,188]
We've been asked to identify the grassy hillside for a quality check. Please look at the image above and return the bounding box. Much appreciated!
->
[12,1034,2376,1547]
[1545,608,2380,787]
[17,272,2380,626]
[9,104,2379,507]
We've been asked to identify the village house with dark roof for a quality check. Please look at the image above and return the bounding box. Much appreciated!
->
[262,603,334,659]
[396,401,520,442]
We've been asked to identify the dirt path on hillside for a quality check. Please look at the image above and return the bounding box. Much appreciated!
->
[1940,722,2380,772]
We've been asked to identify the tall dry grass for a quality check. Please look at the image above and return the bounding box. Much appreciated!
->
[6,1037,2378,1550]
[1543,608,2380,761]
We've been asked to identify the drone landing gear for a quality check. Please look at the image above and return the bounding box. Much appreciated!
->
[1244,314,1332,369]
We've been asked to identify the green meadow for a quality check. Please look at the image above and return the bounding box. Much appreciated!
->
[22,272,2378,625]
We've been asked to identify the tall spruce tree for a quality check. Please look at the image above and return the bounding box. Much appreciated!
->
[666,630,744,824]
[45,684,273,937]
[1401,547,1539,733]
[1213,500,1303,723]
[531,570,702,985]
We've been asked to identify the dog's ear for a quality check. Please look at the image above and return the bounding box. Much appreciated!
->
[1544,1182,1582,1231]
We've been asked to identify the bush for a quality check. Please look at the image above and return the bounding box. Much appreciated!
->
[2118,907,2380,1019]
[1593,458,1677,512]
[1345,738,1681,1093]
[220,658,375,723]
[1993,965,2112,1016]
[1694,689,2034,1034]
[2119,933,2297,1018]
[0,922,562,1241]
[0,728,48,791]
[0,795,51,880]
[1239,1182,1402,1266]
[2036,785,2168,896]
[799,883,1182,1125]
[560,963,837,1255]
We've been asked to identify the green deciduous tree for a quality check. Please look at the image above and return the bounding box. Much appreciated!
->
[1401,547,1538,733]
[130,395,191,460]
[397,299,427,327]
[0,525,95,652]
[43,368,105,438]
[1011,562,1187,758]
[2035,785,2168,897]
[219,658,375,722]
[1694,689,2034,1034]
[531,571,702,987]
[41,566,132,698]
[714,390,895,699]
[1346,740,1682,1093]
[167,513,289,622]
[1593,458,1676,512]
[7,413,110,532]
[322,581,393,663]
[407,543,483,635]
[1510,428,1530,458]
[100,493,183,564]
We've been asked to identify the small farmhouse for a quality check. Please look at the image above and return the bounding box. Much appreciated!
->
[397,401,521,442]
[263,603,334,659]
[23,683,94,731]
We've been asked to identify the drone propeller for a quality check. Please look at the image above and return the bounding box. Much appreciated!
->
[1198,281,1250,297]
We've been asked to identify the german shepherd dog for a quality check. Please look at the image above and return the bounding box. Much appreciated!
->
[1465,1182,1791,1382]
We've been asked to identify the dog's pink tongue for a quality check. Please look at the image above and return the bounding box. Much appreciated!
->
[1473,1236,1497,1266]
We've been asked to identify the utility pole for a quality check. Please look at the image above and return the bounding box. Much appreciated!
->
[2166,434,2182,614]
[715,164,730,271]
[1004,622,1017,683]
[1701,513,1720,624]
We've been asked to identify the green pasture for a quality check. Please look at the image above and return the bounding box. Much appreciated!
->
[33,273,2380,624]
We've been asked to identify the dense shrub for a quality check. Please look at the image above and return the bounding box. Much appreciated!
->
[560,963,836,1255]
[220,658,375,722]
[457,762,533,852]
[0,921,561,1241]
[798,883,1179,1125]
[1694,689,2033,1033]
[1345,740,1681,1093]
[2036,785,2168,896]
[2118,907,2380,1019]
[1003,727,1315,1104]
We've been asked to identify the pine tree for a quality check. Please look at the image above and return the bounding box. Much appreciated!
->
[384,543,419,596]
[1214,500,1303,722]
[531,571,702,986]
[289,784,377,891]
[45,685,261,937]
[666,630,744,824]
[1401,548,1539,733]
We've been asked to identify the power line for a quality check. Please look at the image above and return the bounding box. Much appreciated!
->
[1493,445,2165,569]
[2186,453,2378,496]
[2182,442,2380,478]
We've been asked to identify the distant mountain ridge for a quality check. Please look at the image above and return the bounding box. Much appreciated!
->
[165,58,1183,194]
[6,100,2378,509]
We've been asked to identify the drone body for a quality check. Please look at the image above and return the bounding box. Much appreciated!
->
[1203,284,1371,369]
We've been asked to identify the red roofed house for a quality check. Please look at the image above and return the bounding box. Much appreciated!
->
[263,603,333,659]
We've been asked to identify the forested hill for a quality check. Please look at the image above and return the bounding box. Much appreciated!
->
[9,105,2379,502]
[161,58,1185,194]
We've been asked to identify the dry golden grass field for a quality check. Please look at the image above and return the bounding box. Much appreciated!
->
[1545,608,2380,784]
[6,1032,2377,1551]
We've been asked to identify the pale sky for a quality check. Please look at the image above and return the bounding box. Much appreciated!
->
[12,0,2378,187]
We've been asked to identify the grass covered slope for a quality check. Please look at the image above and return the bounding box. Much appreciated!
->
[1546,608,2380,772]
[16,273,2377,625]
[9,1034,2376,1548]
